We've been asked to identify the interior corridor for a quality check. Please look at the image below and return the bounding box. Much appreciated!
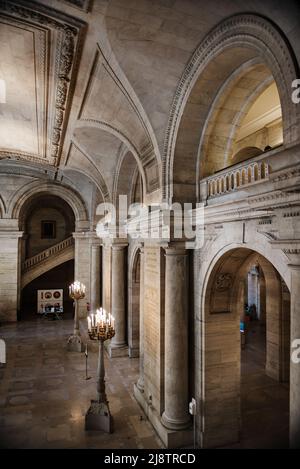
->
[239,321,289,448]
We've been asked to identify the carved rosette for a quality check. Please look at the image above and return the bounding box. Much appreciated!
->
[215,273,232,291]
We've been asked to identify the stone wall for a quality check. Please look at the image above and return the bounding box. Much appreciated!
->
[26,206,74,258]
[143,245,165,415]
[0,233,21,322]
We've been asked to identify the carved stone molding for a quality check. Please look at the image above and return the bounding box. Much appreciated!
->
[284,249,300,255]
[272,167,300,182]
[215,273,232,292]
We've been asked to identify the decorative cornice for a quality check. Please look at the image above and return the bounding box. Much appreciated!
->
[0,150,54,166]
[272,167,300,182]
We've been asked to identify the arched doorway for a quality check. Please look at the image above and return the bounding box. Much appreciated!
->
[202,248,290,448]
[19,195,76,321]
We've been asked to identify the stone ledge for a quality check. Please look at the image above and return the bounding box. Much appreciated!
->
[134,384,193,449]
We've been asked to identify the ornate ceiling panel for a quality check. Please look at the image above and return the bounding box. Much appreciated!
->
[78,46,152,156]
[0,0,86,165]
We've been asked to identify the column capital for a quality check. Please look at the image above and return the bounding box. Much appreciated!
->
[164,243,187,256]
[111,242,128,251]
[91,243,101,250]
[0,230,24,239]
[72,230,95,240]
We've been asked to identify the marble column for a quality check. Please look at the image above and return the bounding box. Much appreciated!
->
[90,244,101,313]
[161,246,190,430]
[110,244,127,356]
[137,246,145,392]
[290,264,300,448]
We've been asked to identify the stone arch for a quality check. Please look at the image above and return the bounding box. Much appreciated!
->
[200,245,290,448]
[75,120,149,196]
[128,245,141,358]
[8,180,89,228]
[233,146,263,164]
[164,14,300,203]
[68,138,111,203]
[113,149,144,208]
[0,194,5,217]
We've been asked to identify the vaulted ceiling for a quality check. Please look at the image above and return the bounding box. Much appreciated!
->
[0,0,299,205]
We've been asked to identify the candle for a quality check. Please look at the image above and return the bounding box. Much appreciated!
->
[87,316,91,331]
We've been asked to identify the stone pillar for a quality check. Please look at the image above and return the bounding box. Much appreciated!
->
[109,244,128,357]
[0,231,23,322]
[137,246,145,392]
[73,232,91,318]
[102,244,111,314]
[290,264,300,448]
[90,244,101,313]
[161,246,190,430]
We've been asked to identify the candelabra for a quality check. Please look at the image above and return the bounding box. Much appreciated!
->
[67,281,86,352]
[85,308,115,432]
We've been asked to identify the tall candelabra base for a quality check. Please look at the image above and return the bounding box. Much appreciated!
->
[67,334,85,352]
[85,400,113,433]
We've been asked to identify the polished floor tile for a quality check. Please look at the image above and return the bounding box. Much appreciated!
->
[0,319,162,449]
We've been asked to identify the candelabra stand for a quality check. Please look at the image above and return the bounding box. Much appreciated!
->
[67,281,86,352]
[85,308,115,432]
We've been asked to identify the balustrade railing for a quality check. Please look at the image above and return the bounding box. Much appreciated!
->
[206,160,269,198]
[22,236,74,271]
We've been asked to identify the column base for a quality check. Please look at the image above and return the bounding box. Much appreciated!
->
[128,346,139,358]
[136,377,144,393]
[134,384,193,448]
[67,334,85,352]
[85,400,113,433]
[105,341,128,358]
[161,411,191,431]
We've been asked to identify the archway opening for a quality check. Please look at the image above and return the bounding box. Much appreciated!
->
[21,195,75,259]
[240,264,290,448]
[200,68,283,179]
[203,248,290,448]
[19,194,76,321]
[168,14,300,204]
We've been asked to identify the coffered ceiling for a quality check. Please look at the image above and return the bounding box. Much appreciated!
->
[0,0,85,165]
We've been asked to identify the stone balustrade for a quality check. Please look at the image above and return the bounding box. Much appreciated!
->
[22,236,74,271]
[206,160,269,198]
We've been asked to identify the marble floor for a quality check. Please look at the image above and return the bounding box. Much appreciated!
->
[0,319,163,449]
[0,318,290,449]
[238,321,290,448]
